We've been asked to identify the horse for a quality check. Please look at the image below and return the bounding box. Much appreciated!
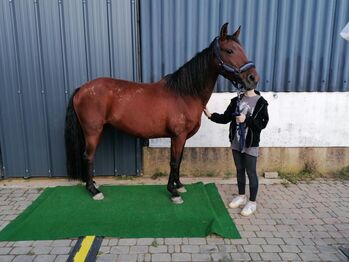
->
[64,23,259,204]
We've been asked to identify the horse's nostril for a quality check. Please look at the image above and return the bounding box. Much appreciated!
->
[248,74,255,83]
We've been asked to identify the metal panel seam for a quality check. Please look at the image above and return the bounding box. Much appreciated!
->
[9,0,31,177]
[34,0,53,176]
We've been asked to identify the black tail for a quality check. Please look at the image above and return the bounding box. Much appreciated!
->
[64,88,86,181]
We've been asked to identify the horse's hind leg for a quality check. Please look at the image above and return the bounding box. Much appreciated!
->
[168,135,187,204]
[84,132,104,200]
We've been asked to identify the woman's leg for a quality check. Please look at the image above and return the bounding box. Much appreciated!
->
[232,150,246,195]
[243,154,258,201]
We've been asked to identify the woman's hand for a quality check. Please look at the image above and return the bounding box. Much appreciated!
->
[236,114,246,123]
[203,108,212,119]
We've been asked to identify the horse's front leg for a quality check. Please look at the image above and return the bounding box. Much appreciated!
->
[168,135,187,204]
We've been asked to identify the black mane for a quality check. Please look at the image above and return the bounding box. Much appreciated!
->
[164,40,215,96]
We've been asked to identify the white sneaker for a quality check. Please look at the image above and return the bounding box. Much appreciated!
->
[241,201,257,216]
[228,195,247,208]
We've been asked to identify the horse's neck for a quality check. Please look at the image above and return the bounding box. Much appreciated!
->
[199,65,219,106]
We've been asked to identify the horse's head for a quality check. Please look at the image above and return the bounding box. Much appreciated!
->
[214,23,259,90]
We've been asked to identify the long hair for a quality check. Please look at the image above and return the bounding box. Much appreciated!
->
[64,88,86,181]
[164,40,215,96]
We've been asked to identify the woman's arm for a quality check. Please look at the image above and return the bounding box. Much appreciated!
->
[204,101,235,124]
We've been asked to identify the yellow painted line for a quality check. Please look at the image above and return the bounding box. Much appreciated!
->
[74,236,95,262]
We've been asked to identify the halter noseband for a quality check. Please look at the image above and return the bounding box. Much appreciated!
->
[213,37,255,87]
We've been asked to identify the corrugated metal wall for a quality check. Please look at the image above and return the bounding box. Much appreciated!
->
[0,0,141,178]
[1,0,349,178]
[140,0,349,92]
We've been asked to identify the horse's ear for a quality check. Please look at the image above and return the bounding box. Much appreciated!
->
[233,25,241,39]
[220,23,229,40]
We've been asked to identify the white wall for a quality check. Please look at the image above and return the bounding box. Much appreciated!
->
[149,92,349,148]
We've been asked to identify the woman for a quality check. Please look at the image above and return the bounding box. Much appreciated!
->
[204,87,269,216]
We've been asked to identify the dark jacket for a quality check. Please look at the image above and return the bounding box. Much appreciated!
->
[210,91,269,148]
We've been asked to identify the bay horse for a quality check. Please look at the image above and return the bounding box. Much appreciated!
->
[64,23,259,204]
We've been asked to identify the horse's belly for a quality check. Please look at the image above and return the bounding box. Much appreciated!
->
[108,113,169,139]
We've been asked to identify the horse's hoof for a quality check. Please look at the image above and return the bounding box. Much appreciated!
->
[93,192,104,200]
[171,196,183,204]
[177,186,187,193]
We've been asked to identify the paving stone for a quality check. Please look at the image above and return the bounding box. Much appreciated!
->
[143,254,151,262]
[199,245,218,253]
[279,252,301,261]
[211,252,230,262]
[136,254,145,262]
[191,253,211,262]
[218,244,237,253]
[280,245,301,253]
[266,237,284,245]
[33,255,56,262]
[260,252,282,261]
[318,252,344,262]
[10,247,32,255]
[0,255,15,262]
[206,237,225,245]
[261,244,282,252]
[299,252,322,261]
[248,237,267,245]
[155,238,164,245]
[181,245,199,253]
[164,238,182,245]
[99,246,111,254]
[116,254,137,262]
[96,254,118,262]
[188,238,206,245]
[282,237,303,245]
[149,245,167,254]
[13,241,33,247]
[0,248,11,255]
[229,252,251,261]
[0,243,8,248]
[54,255,69,262]
[151,254,171,262]
[12,255,35,262]
[108,239,119,246]
[256,231,273,238]
[32,241,53,247]
[110,246,130,254]
[51,240,71,247]
[167,245,174,254]
[230,238,248,245]
[129,246,148,254]
[31,246,52,255]
[118,239,137,246]
[243,244,263,253]
[101,239,109,246]
[50,247,70,255]
[298,245,319,253]
[172,253,191,262]
[249,253,261,261]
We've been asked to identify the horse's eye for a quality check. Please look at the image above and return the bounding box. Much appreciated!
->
[226,49,234,54]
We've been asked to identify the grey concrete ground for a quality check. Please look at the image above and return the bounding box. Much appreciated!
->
[0,178,348,262]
